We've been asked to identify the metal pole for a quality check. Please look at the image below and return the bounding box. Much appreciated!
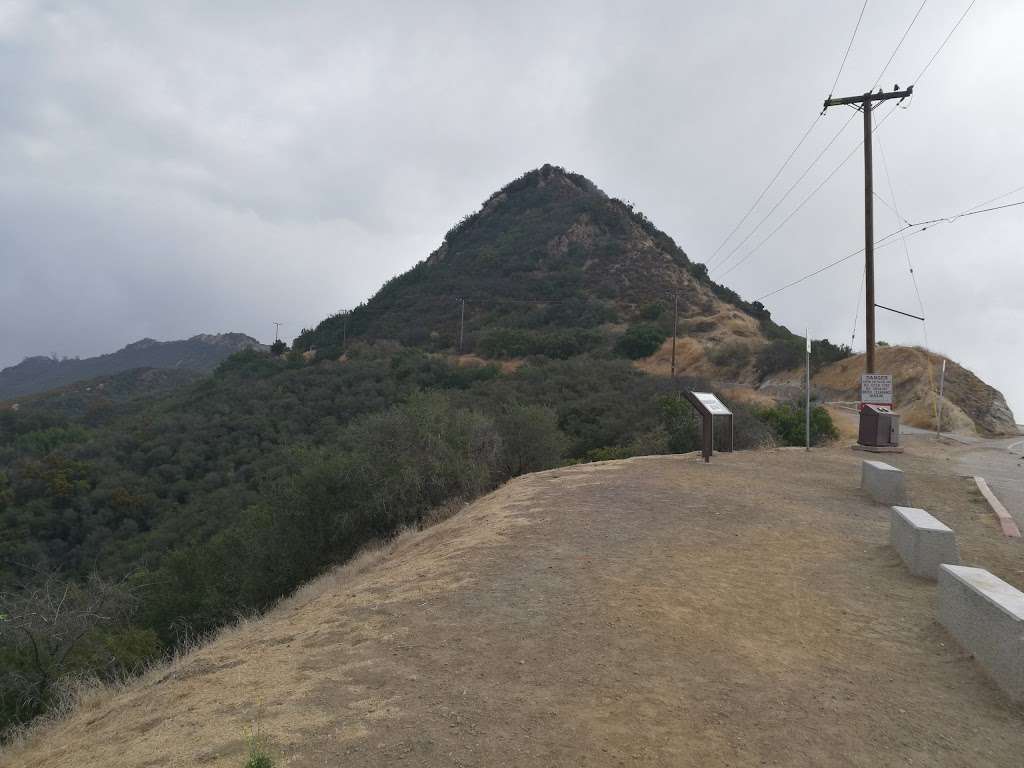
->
[863,95,875,375]
[805,329,811,451]
[670,294,678,379]
[936,359,946,438]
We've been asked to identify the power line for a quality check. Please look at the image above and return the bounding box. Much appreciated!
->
[829,0,871,98]
[961,183,1024,215]
[873,0,928,89]
[711,110,858,274]
[706,0,874,268]
[913,0,977,84]
[821,0,923,375]
[874,120,927,328]
[754,197,1024,302]
[756,233,902,304]
[705,114,821,268]
[717,100,903,282]
[718,0,923,281]
[850,265,866,347]
[873,190,908,223]
[875,117,936,411]
[909,198,1024,227]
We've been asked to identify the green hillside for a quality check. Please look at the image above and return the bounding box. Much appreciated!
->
[295,165,794,360]
[0,167,840,737]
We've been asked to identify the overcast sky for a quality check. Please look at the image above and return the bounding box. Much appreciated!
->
[2,1,1022,416]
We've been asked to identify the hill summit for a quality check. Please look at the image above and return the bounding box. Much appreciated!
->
[295,164,796,365]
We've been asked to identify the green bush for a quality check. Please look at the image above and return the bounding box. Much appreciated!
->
[615,324,668,359]
[495,405,569,476]
[638,302,665,321]
[756,339,803,377]
[757,404,838,446]
[476,328,601,359]
[810,338,853,372]
[657,396,700,453]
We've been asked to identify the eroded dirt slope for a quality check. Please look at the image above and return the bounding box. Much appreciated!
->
[813,346,1017,435]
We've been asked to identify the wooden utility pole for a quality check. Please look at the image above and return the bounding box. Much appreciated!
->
[823,85,913,374]
[272,322,282,342]
[670,294,678,379]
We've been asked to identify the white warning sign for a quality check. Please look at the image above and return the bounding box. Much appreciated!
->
[861,374,893,406]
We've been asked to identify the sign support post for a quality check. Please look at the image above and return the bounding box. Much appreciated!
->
[683,391,734,463]
[936,359,946,439]
[805,329,811,452]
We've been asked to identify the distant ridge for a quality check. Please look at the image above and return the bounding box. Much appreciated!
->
[0,333,265,400]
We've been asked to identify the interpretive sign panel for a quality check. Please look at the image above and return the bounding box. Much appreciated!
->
[683,391,734,462]
[861,374,894,407]
[693,392,732,416]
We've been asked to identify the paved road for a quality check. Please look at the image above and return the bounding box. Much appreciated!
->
[904,431,1024,531]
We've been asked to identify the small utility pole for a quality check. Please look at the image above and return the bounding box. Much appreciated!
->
[823,85,913,374]
[458,298,465,354]
[936,358,947,438]
[805,329,811,451]
[272,322,282,342]
[670,294,678,379]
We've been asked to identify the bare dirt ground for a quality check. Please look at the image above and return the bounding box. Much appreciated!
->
[8,440,1024,767]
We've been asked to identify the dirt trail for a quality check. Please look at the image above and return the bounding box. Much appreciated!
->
[9,443,1024,767]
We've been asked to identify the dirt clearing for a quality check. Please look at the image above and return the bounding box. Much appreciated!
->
[8,441,1024,767]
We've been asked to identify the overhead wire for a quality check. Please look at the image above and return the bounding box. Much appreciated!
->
[727,0,982,363]
[710,110,859,275]
[715,102,902,281]
[829,0,871,98]
[706,0,872,268]
[874,112,936,414]
[718,2,929,283]
[874,120,927,328]
[872,0,928,89]
[850,265,866,348]
[754,196,1024,302]
[705,115,821,268]
[872,190,909,222]
[913,0,977,85]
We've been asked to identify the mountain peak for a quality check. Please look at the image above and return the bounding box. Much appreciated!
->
[295,165,791,362]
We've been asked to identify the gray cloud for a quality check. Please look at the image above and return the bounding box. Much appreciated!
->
[2,0,1022,416]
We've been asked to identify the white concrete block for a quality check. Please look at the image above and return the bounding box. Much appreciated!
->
[889,506,959,579]
[938,565,1024,702]
[861,460,907,505]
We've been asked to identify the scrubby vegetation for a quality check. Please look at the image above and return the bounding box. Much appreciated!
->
[0,343,837,735]
[756,403,839,446]
[615,323,668,359]
[292,165,801,358]
[0,165,845,736]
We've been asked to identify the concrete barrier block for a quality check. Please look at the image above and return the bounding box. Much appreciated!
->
[938,565,1024,702]
[889,506,959,579]
[861,459,907,505]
